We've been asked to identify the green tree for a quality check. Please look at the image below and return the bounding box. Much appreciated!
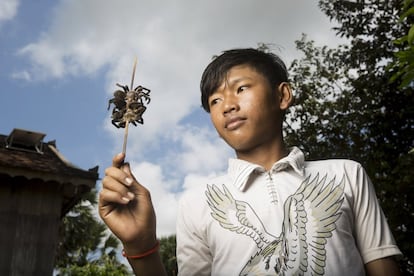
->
[57,255,130,276]
[390,0,414,88]
[284,0,413,274]
[159,235,178,276]
[54,190,130,275]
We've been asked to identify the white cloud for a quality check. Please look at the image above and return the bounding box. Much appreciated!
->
[182,173,219,191]
[0,0,19,25]
[18,39,66,79]
[130,161,178,237]
[165,124,232,175]
[10,69,31,81]
[13,0,341,133]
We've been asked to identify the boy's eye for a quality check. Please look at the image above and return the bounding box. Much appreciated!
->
[210,98,221,106]
[237,86,248,93]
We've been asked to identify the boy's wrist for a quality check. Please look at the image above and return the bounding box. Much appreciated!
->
[122,236,158,256]
[122,240,160,259]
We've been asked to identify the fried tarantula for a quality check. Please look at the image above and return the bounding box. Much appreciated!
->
[108,83,151,128]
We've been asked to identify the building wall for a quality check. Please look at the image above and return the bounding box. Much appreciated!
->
[0,175,62,276]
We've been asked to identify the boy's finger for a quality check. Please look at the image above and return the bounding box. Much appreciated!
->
[119,164,150,197]
[121,162,132,175]
[99,186,134,206]
[104,167,133,187]
[112,153,125,168]
[120,163,139,187]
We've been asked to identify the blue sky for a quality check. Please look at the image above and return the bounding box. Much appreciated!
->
[0,0,341,236]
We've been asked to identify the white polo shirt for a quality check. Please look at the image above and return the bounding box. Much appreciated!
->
[176,147,402,275]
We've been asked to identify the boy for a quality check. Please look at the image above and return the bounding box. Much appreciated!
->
[99,48,402,275]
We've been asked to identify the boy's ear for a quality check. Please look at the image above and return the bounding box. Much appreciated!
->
[277,82,293,110]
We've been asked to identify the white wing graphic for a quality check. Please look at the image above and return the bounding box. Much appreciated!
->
[206,184,276,249]
[206,174,344,276]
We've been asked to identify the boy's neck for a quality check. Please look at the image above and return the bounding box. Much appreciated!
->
[235,142,289,171]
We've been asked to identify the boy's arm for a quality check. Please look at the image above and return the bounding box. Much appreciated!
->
[99,153,167,276]
[365,257,400,276]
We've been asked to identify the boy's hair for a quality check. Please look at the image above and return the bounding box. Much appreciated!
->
[200,48,289,112]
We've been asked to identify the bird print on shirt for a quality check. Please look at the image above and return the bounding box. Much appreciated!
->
[205,174,345,275]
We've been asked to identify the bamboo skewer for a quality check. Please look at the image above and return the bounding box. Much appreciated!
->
[122,121,129,155]
[122,57,138,155]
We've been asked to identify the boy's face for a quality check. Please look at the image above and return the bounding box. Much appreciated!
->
[208,65,290,153]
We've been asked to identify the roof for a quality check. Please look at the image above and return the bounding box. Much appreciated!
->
[0,130,99,215]
[0,133,98,181]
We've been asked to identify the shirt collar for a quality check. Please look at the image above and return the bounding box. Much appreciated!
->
[228,146,305,191]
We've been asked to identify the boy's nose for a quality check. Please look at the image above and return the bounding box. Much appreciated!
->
[223,95,239,114]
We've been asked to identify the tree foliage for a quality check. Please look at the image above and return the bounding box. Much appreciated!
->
[284,0,414,274]
[57,255,130,276]
[54,190,130,275]
[390,0,414,88]
[159,235,178,276]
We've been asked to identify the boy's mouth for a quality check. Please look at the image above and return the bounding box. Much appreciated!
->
[225,116,246,130]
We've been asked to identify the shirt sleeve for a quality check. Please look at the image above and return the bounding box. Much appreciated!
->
[352,163,402,263]
[176,192,212,276]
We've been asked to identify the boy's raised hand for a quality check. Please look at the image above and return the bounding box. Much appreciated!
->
[98,153,157,255]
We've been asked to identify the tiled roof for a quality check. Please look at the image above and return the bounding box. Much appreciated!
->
[0,133,98,182]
